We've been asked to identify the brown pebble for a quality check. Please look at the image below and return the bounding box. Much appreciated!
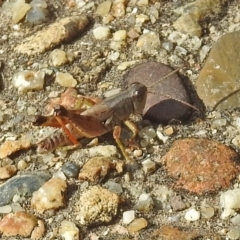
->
[161,138,240,195]
[15,15,89,55]
[79,157,122,182]
[0,138,31,159]
[152,225,199,240]
[0,211,38,237]
[128,218,148,233]
[0,165,17,179]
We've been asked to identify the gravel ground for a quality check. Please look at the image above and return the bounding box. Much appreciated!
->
[0,0,240,239]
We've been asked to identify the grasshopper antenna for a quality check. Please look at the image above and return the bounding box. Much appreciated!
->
[147,65,185,88]
[212,88,240,111]
[147,65,199,112]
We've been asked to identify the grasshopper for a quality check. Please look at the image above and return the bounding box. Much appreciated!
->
[32,67,197,161]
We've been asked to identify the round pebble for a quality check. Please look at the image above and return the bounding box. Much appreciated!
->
[62,162,80,178]
[123,210,135,225]
[93,26,111,40]
[184,208,200,221]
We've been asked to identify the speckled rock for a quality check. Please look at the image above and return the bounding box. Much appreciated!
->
[196,31,240,109]
[0,172,51,206]
[78,156,123,182]
[161,138,240,194]
[77,186,120,225]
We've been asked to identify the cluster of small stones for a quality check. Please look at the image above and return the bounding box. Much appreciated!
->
[0,0,240,239]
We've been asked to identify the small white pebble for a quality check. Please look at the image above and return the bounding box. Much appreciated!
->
[142,159,156,174]
[184,208,200,221]
[0,205,12,214]
[123,210,135,224]
[93,26,111,40]
[117,61,137,70]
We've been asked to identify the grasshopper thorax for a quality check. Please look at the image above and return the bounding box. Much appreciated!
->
[129,82,147,115]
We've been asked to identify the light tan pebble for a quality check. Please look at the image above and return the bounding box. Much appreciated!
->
[12,70,45,93]
[117,61,137,70]
[102,13,114,24]
[142,159,156,174]
[79,157,117,182]
[111,0,127,18]
[0,211,38,237]
[0,138,31,159]
[123,210,135,225]
[96,1,112,17]
[0,205,12,214]
[11,203,24,212]
[0,165,17,179]
[55,72,77,88]
[173,14,201,37]
[27,106,37,115]
[31,220,45,240]
[12,0,31,23]
[110,41,125,50]
[31,177,67,213]
[49,49,68,67]
[15,15,89,55]
[93,26,111,40]
[104,88,122,98]
[137,0,148,6]
[135,14,149,25]
[17,160,29,170]
[112,30,127,41]
[164,126,174,136]
[201,206,215,219]
[87,145,118,158]
[77,186,119,225]
[133,149,143,157]
[135,193,154,212]
[128,218,148,233]
[136,32,160,52]
[59,220,79,240]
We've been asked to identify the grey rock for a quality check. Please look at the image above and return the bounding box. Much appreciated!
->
[0,172,51,206]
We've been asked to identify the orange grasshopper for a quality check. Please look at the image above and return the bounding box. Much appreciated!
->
[32,82,148,161]
[32,67,197,161]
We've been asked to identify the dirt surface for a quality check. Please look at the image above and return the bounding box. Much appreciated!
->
[0,0,240,239]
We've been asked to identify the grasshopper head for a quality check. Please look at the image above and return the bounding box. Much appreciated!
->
[129,82,147,114]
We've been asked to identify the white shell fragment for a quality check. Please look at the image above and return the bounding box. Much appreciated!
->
[12,70,45,93]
